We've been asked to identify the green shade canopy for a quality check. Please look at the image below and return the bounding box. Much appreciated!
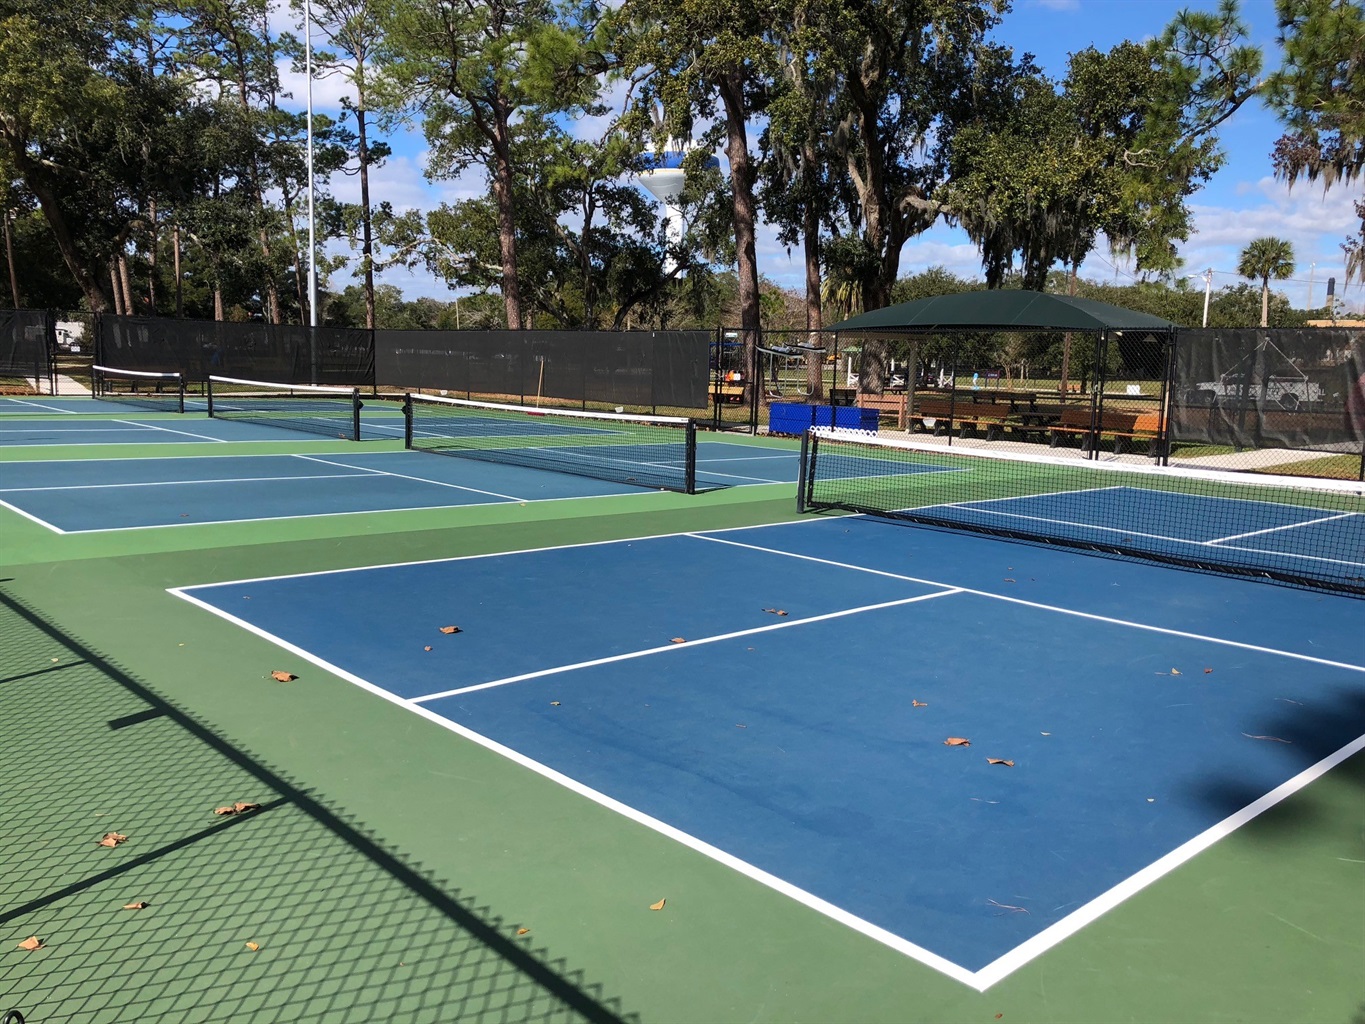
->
[831,290,1177,332]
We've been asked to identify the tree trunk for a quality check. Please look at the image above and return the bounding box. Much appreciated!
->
[3,211,21,308]
[719,70,761,397]
[118,252,135,316]
[801,135,824,399]
[357,100,376,331]
[147,198,158,314]
[17,160,109,312]
[1260,278,1270,327]
[214,284,224,322]
[110,264,124,316]
[173,223,183,318]
[489,102,523,331]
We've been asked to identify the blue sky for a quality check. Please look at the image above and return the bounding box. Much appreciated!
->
[274,0,1362,312]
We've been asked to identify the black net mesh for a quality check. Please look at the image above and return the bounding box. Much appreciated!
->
[207,376,361,441]
[799,428,1365,595]
[98,315,374,386]
[405,394,697,493]
[376,331,710,411]
[92,366,185,413]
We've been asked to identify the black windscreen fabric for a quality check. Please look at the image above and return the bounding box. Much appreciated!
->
[97,315,373,385]
[375,330,710,408]
[0,310,52,374]
[1172,328,1365,450]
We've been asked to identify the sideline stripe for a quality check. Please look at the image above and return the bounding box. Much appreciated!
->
[293,454,527,502]
[111,419,228,443]
[0,497,66,533]
[166,585,981,990]
[691,533,1365,675]
[0,473,370,494]
[411,589,963,702]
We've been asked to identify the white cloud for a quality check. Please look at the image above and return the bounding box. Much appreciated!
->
[1029,0,1082,11]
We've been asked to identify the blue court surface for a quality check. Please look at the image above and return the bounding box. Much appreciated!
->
[0,442,799,531]
[172,517,1365,988]
[0,407,408,445]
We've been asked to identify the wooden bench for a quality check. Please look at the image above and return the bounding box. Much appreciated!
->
[906,397,1016,438]
[714,383,746,404]
[855,391,907,429]
[1049,407,1164,453]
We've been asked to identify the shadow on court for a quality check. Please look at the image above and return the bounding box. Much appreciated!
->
[0,591,636,1024]
[1187,682,1365,834]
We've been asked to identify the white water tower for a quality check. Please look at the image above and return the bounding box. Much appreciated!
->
[637,142,716,274]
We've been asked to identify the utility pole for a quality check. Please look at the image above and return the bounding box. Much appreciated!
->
[1307,261,1316,310]
[1200,268,1211,328]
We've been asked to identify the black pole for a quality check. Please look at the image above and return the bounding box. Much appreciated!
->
[795,428,811,513]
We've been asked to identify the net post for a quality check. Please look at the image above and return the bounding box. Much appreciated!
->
[350,388,361,441]
[795,428,811,513]
[175,376,185,414]
[206,376,216,418]
[684,419,697,494]
[403,393,414,449]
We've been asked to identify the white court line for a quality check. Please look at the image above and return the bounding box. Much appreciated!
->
[48,487,649,534]
[972,729,1365,988]
[0,473,368,493]
[411,589,963,703]
[692,533,1365,675]
[0,398,77,414]
[1208,511,1359,545]
[292,454,528,502]
[169,519,1365,988]
[166,585,980,990]
[0,497,66,533]
[111,419,228,443]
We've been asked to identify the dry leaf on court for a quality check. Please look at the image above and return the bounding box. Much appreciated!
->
[98,832,128,848]
[1003,578,1016,583]
[1203,668,1213,674]
[270,671,297,682]
[550,701,561,706]
[213,802,261,816]
[670,637,685,644]
[944,737,971,747]
[16,936,43,951]
[649,898,666,911]
[762,608,789,617]
[244,941,260,952]
[1243,733,1292,744]
[439,626,461,635]
[122,901,149,910]
[423,646,432,652]
[986,899,1028,914]
[517,928,530,936]
[912,700,928,708]
[986,758,1015,767]
[1170,668,1181,675]
[735,724,747,729]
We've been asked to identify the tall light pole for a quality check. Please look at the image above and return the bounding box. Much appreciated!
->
[1307,261,1316,310]
[1188,269,1212,327]
[305,0,318,330]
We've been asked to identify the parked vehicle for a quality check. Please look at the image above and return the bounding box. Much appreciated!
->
[1194,371,1324,409]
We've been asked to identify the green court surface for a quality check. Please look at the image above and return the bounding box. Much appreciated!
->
[1,416,1362,1024]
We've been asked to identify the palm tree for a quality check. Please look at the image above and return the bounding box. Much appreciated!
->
[1237,237,1296,326]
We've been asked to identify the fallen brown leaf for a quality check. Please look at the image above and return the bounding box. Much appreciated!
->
[244,941,260,952]
[762,608,789,617]
[270,671,297,682]
[122,901,149,910]
[670,637,685,644]
[911,700,928,708]
[517,928,530,936]
[233,802,261,813]
[944,737,971,747]
[649,898,666,911]
[423,646,432,652]
[439,625,461,635]
[16,936,43,951]
[1243,733,1292,744]
[1203,668,1213,674]
[1170,668,1182,675]
[986,758,1015,767]
[98,832,128,848]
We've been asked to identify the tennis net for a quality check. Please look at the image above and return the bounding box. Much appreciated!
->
[404,393,697,493]
[207,376,362,440]
[92,365,185,413]
[798,427,1365,595]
